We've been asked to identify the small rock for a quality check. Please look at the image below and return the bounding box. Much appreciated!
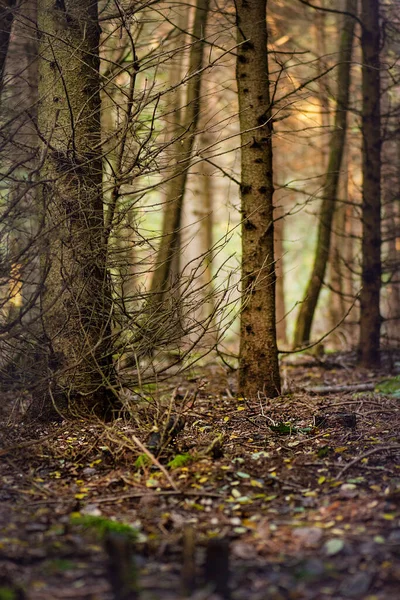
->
[137,493,159,520]
[26,523,47,532]
[302,497,317,507]
[300,558,325,578]
[232,541,256,559]
[339,571,372,597]
[339,483,359,499]
[359,541,378,556]
[292,527,323,546]
[388,529,400,555]
[388,529,400,543]
[169,511,185,529]
[336,412,357,429]
[81,504,101,517]
[82,467,96,476]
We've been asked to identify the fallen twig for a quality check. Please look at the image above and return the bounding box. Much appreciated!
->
[336,444,400,479]
[0,426,70,457]
[105,427,179,491]
[267,474,304,490]
[307,383,375,395]
[95,490,223,504]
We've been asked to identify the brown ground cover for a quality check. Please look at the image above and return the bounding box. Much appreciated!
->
[1,351,400,599]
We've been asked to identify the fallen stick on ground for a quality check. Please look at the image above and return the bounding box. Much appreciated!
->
[336,444,400,479]
[95,490,223,504]
[0,426,70,457]
[307,383,375,395]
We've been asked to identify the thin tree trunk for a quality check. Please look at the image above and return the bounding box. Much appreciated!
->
[274,205,287,346]
[100,29,138,320]
[186,131,216,343]
[328,145,348,335]
[343,140,359,341]
[158,7,189,341]
[0,0,16,89]
[293,0,356,347]
[148,0,209,304]
[6,0,38,316]
[236,0,280,398]
[313,0,330,169]
[383,184,400,344]
[36,0,114,416]
[359,0,382,367]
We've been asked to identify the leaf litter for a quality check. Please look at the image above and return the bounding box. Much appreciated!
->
[0,350,400,599]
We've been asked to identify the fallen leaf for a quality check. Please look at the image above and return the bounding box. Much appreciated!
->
[324,538,345,556]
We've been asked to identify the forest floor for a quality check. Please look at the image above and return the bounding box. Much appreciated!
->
[1,350,400,600]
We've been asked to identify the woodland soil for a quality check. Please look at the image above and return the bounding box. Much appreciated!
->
[1,351,400,599]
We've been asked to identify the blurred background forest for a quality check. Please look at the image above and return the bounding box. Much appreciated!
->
[0,0,399,417]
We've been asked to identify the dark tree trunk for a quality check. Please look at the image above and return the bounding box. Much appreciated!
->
[359,0,382,367]
[236,0,280,398]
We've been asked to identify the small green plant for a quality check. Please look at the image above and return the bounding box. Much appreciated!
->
[376,376,400,398]
[134,453,151,469]
[167,453,192,469]
[269,422,312,435]
[0,588,17,600]
[70,514,138,540]
[44,558,75,574]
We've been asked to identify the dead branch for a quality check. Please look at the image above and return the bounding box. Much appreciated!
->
[336,444,400,479]
[306,383,375,395]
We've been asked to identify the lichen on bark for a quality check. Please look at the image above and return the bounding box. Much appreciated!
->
[36,0,115,417]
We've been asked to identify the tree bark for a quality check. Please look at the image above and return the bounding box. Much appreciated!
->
[186,131,216,344]
[0,0,16,89]
[293,0,357,347]
[36,0,114,416]
[155,6,189,344]
[236,0,280,398]
[382,137,400,344]
[359,0,382,367]
[274,204,287,346]
[328,145,348,337]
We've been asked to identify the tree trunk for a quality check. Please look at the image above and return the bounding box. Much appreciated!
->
[274,204,287,346]
[328,144,348,339]
[144,0,209,349]
[5,0,39,318]
[156,6,189,343]
[36,0,114,416]
[185,131,216,345]
[236,0,280,398]
[0,0,15,89]
[149,0,208,299]
[293,0,356,347]
[359,0,382,367]
[383,182,400,344]
[313,0,330,169]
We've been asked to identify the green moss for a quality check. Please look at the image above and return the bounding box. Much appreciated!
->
[70,514,138,540]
